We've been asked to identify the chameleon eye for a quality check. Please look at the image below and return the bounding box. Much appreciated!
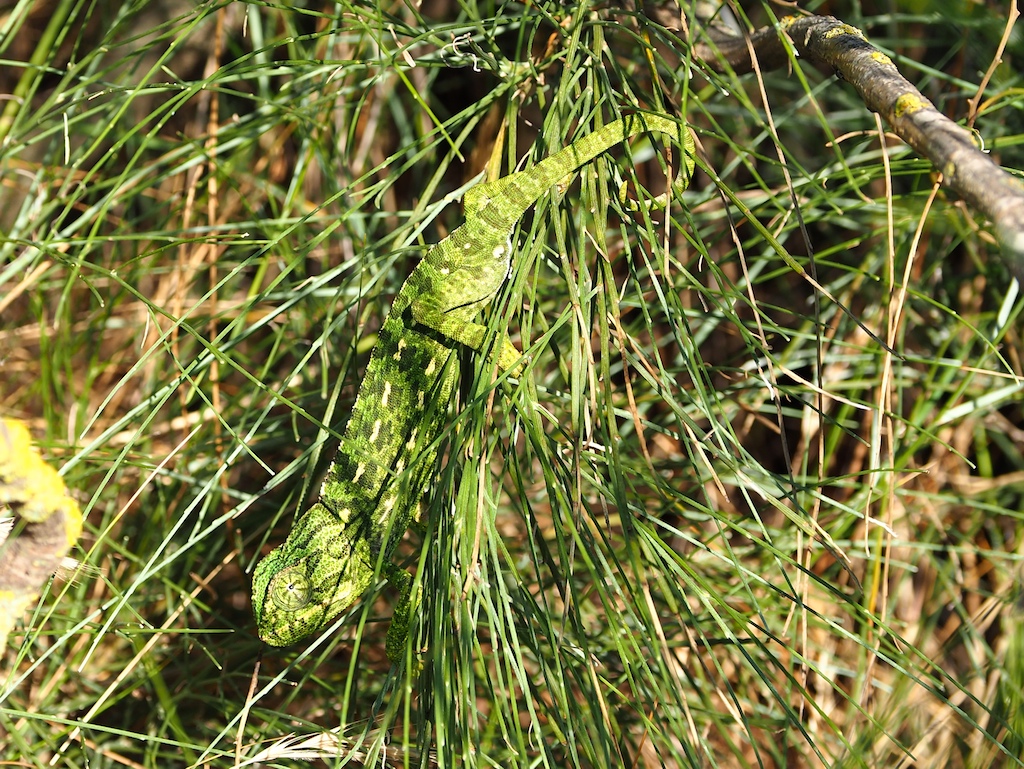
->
[270,571,311,611]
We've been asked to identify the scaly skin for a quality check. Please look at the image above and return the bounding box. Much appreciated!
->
[250,113,695,658]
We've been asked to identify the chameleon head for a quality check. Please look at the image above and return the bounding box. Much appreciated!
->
[250,503,376,646]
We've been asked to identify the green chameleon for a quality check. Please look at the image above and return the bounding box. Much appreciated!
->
[250,113,695,659]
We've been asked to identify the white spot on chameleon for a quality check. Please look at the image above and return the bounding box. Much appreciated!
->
[369,420,382,443]
[463,242,472,250]
[353,463,366,483]
[504,237,514,277]
[338,508,352,522]
[417,390,425,409]
[379,495,396,524]
[395,458,405,474]
[406,428,418,450]
[381,381,391,408]
[492,244,505,258]
[440,267,450,275]
[393,338,407,361]
[425,357,436,376]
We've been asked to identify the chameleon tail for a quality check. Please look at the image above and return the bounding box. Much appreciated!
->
[465,113,695,222]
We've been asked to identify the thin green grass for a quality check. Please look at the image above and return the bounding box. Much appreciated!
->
[1,0,1023,767]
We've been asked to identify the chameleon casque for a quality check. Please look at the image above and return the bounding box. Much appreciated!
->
[250,113,695,658]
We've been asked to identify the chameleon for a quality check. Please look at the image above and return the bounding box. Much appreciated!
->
[250,113,696,659]
[0,417,82,653]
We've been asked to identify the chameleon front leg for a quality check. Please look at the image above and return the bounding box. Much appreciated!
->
[409,296,524,374]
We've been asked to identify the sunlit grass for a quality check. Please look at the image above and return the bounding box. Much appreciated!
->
[0,1,1022,767]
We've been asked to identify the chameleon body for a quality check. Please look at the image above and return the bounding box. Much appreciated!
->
[250,113,695,656]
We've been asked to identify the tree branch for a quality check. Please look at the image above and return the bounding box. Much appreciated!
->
[692,13,1024,276]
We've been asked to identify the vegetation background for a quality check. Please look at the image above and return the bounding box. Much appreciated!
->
[1,0,1023,766]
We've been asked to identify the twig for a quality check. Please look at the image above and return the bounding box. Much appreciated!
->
[693,14,1024,276]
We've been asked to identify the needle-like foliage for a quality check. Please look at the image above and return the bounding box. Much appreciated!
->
[1,1,1023,767]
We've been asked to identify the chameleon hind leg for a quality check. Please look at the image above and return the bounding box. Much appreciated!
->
[384,562,415,662]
